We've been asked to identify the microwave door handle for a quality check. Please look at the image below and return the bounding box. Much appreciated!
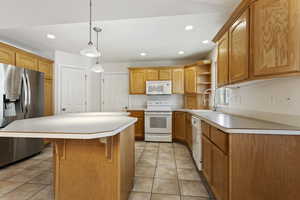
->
[21,73,28,114]
[25,72,31,114]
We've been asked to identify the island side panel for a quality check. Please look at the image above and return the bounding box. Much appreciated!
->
[118,125,135,200]
[229,134,300,200]
[53,137,120,200]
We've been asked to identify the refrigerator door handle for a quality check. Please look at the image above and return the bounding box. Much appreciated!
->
[21,73,28,113]
[25,72,31,114]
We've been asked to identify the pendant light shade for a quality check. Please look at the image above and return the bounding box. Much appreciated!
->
[80,43,101,58]
[91,26,104,73]
[80,0,100,58]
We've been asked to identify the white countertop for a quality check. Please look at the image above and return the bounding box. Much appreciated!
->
[0,112,137,139]
[127,107,300,135]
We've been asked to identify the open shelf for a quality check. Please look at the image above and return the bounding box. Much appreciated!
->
[197,82,211,85]
[198,72,211,75]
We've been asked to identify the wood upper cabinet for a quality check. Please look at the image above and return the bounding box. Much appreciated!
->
[16,51,38,71]
[251,0,300,76]
[172,68,184,94]
[159,69,172,80]
[185,67,197,94]
[202,135,212,184]
[0,43,15,65]
[38,59,53,80]
[44,79,53,116]
[129,69,146,94]
[146,69,159,81]
[211,145,229,200]
[229,8,250,84]
[217,32,229,87]
[173,112,186,141]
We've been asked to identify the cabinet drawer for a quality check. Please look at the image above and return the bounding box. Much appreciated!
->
[202,121,210,138]
[211,127,228,153]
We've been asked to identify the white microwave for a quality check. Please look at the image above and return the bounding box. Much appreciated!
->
[146,81,172,95]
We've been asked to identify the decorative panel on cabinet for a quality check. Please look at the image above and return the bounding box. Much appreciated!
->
[185,67,197,94]
[146,69,159,81]
[129,69,146,94]
[16,51,38,71]
[202,135,212,184]
[0,43,16,65]
[172,68,185,94]
[229,8,249,84]
[217,32,229,87]
[251,0,300,76]
[159,69,172,80]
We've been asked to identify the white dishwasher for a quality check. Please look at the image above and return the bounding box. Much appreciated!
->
[192,116,202,171]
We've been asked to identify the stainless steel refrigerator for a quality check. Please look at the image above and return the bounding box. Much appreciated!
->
[0,63,44,167]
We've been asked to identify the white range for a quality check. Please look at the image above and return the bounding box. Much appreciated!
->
[144,100,172,142]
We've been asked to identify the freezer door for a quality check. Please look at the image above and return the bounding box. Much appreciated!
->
[24,69,44,118]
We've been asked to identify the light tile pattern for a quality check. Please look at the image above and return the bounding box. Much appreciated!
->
[0,142,211,200]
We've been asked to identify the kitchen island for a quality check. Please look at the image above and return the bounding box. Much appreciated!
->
[0,112,137,200]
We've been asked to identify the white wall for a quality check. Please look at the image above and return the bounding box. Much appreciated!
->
[101,60,196,109]
[54,50,101,113]
[209,46,300,127]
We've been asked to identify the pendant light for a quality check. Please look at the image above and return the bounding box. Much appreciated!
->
[80,0,101,58]
[91,26,104,73]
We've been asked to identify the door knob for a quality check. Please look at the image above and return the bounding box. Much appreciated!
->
[62,108,66,111]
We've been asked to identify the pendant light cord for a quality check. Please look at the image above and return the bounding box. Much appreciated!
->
[88,0,93,45]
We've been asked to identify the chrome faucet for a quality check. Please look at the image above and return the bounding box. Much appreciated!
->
[203,88,217,111]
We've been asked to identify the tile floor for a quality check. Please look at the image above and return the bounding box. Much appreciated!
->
[0,142,211,200]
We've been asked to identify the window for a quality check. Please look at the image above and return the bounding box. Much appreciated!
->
[216,87,230,105]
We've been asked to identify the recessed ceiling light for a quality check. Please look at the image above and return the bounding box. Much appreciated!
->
[47,34,56,39]
[178,51,185,55]
[140,52,147,56]
[185,25,194,31]
[202,40,210,44]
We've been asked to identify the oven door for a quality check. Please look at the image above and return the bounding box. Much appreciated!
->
[145,112,172,133]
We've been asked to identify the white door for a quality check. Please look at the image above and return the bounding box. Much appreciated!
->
[102,72,129,112]
[60,66,87,113]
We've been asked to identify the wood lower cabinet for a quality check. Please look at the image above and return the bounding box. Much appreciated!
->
[16,51,38,71]
[202,122,300,200]
[185,113,193,149]
[173,112,186,141]
[202,136,212,184]
[128,110,144,140]
[0,43,16,65]
[172,68,184,94]
[228,8,249,84]
[251,0,300,76]
[217,32,229,87]
[129,69,146,94]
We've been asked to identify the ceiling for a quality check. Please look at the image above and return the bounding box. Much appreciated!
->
[0,0,240,62]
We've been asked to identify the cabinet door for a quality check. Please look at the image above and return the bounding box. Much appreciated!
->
[217,32,229,87]
[252,0,300,76]
[172,68,184,94]
[159,69,172,80]
[202,136,212,184]
[185,67,197,94]
[174,112,186,141]
[135,117,145,139]
[38,59,53,80]
[44,79,53,116]
[16,52,38,71]
[185,113,193,149]
[211,145,229,200]
[0,43,15,65]
[146,69,159,81]
[229,9,249,83]
[129,69,146,94]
